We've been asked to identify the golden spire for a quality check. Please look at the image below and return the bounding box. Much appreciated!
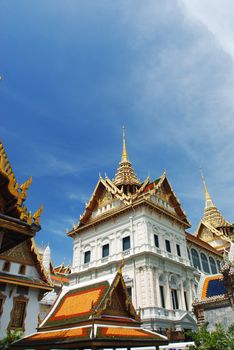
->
[200,170,232,231]
[122,126,128,162]
[200,170,215,209]
[114,127,140,188]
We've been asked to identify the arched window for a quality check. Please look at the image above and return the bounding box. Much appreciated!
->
[216,260,221,271]
[209,257,217,274]
[191,249,201,270]
[187,248,191,263]
[201,253,210,273]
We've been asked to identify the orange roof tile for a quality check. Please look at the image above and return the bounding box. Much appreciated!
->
[51,286,105,321]
[99,327,159,339]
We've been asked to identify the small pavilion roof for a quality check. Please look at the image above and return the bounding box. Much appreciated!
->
[194,274,228,307]
[12,271,168,349]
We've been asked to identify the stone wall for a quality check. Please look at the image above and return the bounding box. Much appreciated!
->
[205,305,234,331]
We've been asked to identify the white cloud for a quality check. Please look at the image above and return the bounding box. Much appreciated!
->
[182,0,234,59]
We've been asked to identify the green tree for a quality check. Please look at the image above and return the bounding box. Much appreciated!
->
[0,329,23,349]
[188,323,234,350]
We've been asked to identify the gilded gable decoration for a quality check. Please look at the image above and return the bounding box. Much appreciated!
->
[0,141,43,227]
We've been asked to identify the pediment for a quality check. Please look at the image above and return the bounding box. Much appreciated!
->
[0,239,34,265]
[97,272,138,320]
[196,221,229,249]
[177,312,196,324]
[198,224,214,242]
[146,174,191,227]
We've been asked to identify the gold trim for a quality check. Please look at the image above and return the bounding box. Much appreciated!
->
[0,276,52,291]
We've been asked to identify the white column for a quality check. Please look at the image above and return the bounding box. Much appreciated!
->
[155,271,161,307]
[180,280,186,310]
[165,274,172,309]
[135,267,142,308]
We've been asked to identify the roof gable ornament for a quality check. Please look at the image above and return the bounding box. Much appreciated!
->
[0,141,43,226]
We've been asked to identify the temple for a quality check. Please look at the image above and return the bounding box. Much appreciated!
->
[0,140,52,338]
[67,129,199,339]
[12,267,168,349]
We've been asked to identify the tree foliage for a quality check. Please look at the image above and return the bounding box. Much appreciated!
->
[0,329,23,349]
[189,323,234,350]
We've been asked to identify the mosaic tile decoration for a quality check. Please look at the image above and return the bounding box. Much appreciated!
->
[21,327,90,343]
[97,326,161,339]
[202,275,227,300]
[44,281,110,327]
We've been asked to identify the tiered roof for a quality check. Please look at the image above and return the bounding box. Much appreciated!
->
[68,133,190,237]
[13,270,168,349]
[0,141,43,252]
[114,127,141,188]
[195,175,233,252]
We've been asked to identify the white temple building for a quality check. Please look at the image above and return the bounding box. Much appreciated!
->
[67,130,200,337]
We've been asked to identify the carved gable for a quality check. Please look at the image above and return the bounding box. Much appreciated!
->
[97,190,113,209]
[99,275,137,319]
[200,226,214,242]
[0,240,34,265]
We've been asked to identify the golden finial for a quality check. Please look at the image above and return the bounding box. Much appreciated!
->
[118,254,125,274]
[200,169,214,209]
[121,126,129,162]
[20,176,32,198]
[33,205,44,225]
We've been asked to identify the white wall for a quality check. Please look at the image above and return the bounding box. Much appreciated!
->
[0,260,45,338]
[70,203,198,330]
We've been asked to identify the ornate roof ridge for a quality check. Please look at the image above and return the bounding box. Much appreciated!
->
[31,239,53,286]
[0,141,44,226]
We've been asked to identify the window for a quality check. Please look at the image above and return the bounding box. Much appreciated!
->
[187,248,191,263]
[160,285,165,308]
[217,260,221,271]
[0,283,6,292]
[84,251,91,264]
[201,253,210,273]
[122,236,130,251]
[102,244,109,258]
[0,293,6,318]
[3,261,10,272]
[184,291,189,311]
[18,265,26,275]
[171,289,179,309]
[8,296,28,331]
[165,240,171,253]
[209,257,217,274]
[154,234,159,248]
[127,287,132,300]
[16,286,29,295]
[176,244,181,257]
[191,249,201,270]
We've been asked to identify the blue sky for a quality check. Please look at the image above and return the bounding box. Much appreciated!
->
[1,0,234,265]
